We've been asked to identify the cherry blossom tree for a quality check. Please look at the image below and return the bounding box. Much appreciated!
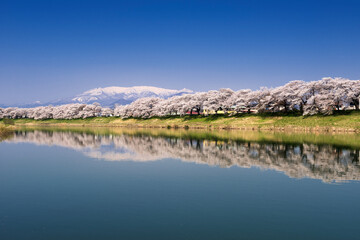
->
[1,77,360,119]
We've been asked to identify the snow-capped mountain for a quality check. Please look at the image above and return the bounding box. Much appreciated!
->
[70,86,193,106]
[19,86,193,108]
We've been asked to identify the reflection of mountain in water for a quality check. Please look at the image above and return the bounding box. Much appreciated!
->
[7,131,360,183]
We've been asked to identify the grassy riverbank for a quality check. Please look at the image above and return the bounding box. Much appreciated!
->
[1,111,360,133]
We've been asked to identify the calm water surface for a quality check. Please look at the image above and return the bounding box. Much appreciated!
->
[0,128,360,240]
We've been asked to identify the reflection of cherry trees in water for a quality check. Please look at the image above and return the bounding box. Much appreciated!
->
[7,130,360,183]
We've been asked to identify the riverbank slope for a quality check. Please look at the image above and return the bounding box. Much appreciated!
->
[2,111,360,133]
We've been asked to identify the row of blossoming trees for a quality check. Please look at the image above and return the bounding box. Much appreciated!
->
[1,77,360,120]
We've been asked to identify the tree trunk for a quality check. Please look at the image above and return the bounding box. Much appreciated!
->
[354,99,359,110]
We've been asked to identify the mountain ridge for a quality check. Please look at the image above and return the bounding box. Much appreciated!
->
[10,86,193,108]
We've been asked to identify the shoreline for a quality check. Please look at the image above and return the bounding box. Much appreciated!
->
[10,122,360,133]
[3,112,360,133]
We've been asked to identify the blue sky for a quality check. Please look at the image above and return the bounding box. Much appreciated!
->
[1,0,360,105]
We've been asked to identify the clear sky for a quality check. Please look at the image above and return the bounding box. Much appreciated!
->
[1,0,360,105]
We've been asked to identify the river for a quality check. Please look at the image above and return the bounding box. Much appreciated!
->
[1,127,359,239]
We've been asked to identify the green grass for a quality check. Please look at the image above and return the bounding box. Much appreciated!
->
[2,110,360,132]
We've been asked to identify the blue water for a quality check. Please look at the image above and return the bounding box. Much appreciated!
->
[1,131,360,240]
